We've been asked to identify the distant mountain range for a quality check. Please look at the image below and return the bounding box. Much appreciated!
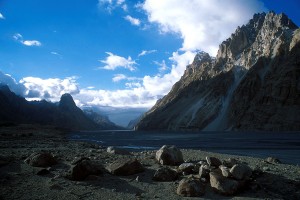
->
[136,12,300,131]
[0,85,122,130]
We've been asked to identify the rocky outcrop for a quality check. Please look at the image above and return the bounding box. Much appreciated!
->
[136,12,300,131]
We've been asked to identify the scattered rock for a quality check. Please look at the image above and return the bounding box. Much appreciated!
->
[219,165,231,177]
[178,163,195,174]
[177,178,205,197]
[156,145,183,166]
[107,146,131,155]
[265,157,282,164]
[223,158,239,168]
[153,167,178,182]
[106,158,144,176]
[25,152,57,167]
[209,172,239,195]
[68,159,102,181]
[230,164,252,180]
[199,164,211,179]
[206,156,222,168]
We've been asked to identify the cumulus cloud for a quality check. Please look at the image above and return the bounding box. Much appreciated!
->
[13,33,42,47]
[138,49,157,57]
[154,60,168,73]
[100,52,136,71]
[20,76,79,102]
[142,0,265,56]
[124,15,141,26]
[0,13,5,19]
[0,71,26,95]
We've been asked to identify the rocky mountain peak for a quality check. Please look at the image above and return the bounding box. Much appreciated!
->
[59,93,77,110]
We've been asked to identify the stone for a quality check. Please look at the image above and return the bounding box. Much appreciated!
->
[206,157,222,168]
[230,164,252,180]
[223,158,239,168]
[152,167,178,182]
[209,172,239,195]
[178,163,195,175]
[71,157,90,165]
[219,165,231,177]
[25,152,57,167]
[176,178,205,197]
[155,145,183,166]
[107,146,131,155]
[199,164,211,179]
[265,157,282,164]
[106,158,144,176]
[68,159,102,181]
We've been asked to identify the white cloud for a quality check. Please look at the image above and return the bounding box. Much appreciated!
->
[124,15,141,26]
[20,76,79,102]
[0,13,5,19]
[112,74,142,82]
[138,49,157,57]
[51,51,63,59]
[0,71,26,95]
[98,0,127,12]
[13,33,42,47]
[154,60,168,73]
[142,0,265,56]
[100,52,136,71]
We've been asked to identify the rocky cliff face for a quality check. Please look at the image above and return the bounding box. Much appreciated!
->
[136,12,300,131]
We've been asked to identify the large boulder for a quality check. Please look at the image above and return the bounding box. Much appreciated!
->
[209,172,239,195]
[178,163,195,175]
[206,156,222,168]
[68,158,102,181]
[177,178,205,197]
[106,158,144,176]
[199,164,211,179]
[25,152,57,167]
[156,145,183,166]
[152,167,178,182]
[230,164,252,180]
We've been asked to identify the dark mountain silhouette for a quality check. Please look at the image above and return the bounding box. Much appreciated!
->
[0,85,120,130]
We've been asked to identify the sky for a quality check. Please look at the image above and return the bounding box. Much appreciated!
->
[0,0,299,125]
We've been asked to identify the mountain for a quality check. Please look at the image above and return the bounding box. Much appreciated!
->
[0,85,117,130]
[136,12,300,131]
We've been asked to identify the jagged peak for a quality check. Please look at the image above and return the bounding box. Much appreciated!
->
[59,93,76,108]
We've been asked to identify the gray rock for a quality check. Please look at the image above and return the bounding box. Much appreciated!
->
[265,157,282,164]
[223,158,239,168]
[25,152,57,167]
[206,156,222,167]
[155,145,183,166]
[199,164,211,178]
[106,158,144,176]
[152,167,178,182]
[177,178,205,197]
[209,172,239,195]
[107,146,131,155]
[178,163,195,174]
[68,159,102,181]
[230,164,252,180]
[219,165,231,177]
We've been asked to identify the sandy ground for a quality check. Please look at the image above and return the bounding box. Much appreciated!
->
[0,124,300,200]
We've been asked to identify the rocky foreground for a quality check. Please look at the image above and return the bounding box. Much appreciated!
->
[0,125,300,200]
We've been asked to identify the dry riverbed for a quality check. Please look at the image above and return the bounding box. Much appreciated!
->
[0,124,300,200]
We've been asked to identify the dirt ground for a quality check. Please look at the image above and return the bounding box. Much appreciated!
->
[0,124,300,200]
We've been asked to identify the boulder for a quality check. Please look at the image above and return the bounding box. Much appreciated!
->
[68,159,102,181]
[178,163,195,175]
[156,145,183,166]
[106,158,144,176]
[177,178,205,197]
[199,164,211,179]
[219,165,231,177]
[152,167,178,182]
[223,158,239,168]
[209,172,239,195]
[230,164,252,180]
[107,146,131,155]
[206,156,222,167]
[25,152,57,167]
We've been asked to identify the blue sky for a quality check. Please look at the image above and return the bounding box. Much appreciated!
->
[0,0,299,114]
